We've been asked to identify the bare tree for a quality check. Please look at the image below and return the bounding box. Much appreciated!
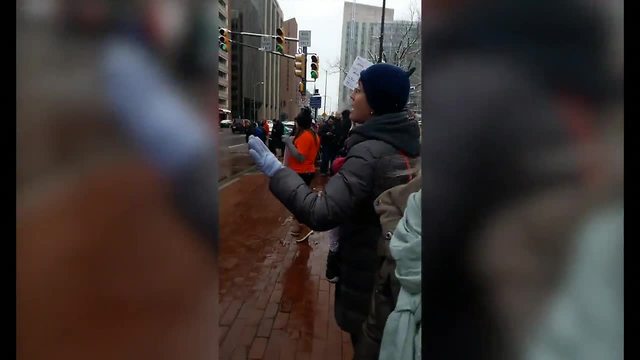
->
[328,56,349,76]
[367,0,421,72]
[391,1,421,70]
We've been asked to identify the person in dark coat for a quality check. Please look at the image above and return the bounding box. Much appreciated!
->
[336,109,352,153]
[269,118,285,156]
[253,121,266,143]
[247,63,420,352]
[245,121,256,143]
[319,116,339,175]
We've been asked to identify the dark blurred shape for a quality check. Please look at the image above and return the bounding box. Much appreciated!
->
[17,1,220,358]
[420,0,622,359]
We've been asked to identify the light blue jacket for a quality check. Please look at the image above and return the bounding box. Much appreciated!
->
[525,202,623,360]
[379,190,422,360]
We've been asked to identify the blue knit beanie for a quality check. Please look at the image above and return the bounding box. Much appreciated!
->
[359,63,412,115]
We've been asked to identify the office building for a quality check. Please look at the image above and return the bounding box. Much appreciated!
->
[217,0,231,119]
[230,0,283,121]
[338,1,394,111]
[278,17,300,121]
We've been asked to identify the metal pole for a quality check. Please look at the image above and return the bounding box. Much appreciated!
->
[229,39,296,59]
[302,46,308,96]
[378,0,386,63]
[254,82,263,121]
[322,95,331,114]
[323,69,328,113]
[224,29,299,42]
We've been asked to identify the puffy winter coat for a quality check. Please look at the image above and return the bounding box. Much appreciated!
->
[269,111,420,334]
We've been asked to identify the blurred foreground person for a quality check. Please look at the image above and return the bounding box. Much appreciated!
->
[17,1,219,359]
[524,94,623,360]
[419,0,619,358]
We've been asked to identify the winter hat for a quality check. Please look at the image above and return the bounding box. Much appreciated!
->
[359,63,413,115]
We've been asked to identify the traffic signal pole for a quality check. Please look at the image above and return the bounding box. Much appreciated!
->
[228,38,296,59]
[302,47,307,96]
[229,30,298,42]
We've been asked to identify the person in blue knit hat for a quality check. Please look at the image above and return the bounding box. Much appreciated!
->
[247,62,420,355]
[357,63,412,116]
[323,63,415,275]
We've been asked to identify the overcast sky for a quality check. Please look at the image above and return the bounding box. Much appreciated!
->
[278,0,419,114]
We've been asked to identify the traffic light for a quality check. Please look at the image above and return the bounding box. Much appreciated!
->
[294,53,306,79]
[219,28,231,52]
[310,54,319,79]
[275,28,285,54]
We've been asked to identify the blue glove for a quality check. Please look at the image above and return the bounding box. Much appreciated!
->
[248,135,284,177]
[100,37,214,179]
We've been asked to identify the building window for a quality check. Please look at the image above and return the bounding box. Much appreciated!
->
[218,71,227,79]
[219,56,227,66]
[219,85,227,92]
[219,0,226,6]
[219,12,226,23]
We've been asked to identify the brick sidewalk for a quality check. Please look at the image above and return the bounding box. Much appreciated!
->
[219,174,353,360]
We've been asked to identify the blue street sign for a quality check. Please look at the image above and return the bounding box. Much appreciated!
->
[310,96,322,109]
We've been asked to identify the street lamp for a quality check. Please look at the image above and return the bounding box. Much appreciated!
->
[323,95,332,115]
[322,68,341,114]
[253,81,264,122]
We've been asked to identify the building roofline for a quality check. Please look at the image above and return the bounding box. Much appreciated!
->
[344,1,394,12]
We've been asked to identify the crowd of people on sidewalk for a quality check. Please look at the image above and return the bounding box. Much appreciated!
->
[18,0,621,359]
[249,61,422,359]
[247,1,622,360]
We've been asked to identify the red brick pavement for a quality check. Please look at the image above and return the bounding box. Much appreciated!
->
[219,174,352,359]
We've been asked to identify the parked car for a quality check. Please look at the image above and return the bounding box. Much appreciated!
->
[231,119,247,134]
[220,119,232,128]
[282,121,295,140]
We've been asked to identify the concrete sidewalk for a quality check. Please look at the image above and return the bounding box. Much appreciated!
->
[219,173,353,360]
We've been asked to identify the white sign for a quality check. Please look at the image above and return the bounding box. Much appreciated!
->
[261,36,272,52]
[343,56,373,90]
[299,30,311,47]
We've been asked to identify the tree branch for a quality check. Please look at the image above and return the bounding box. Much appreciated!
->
[367,49,378,64]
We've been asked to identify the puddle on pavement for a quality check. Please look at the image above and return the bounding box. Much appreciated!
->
[281,243,316,351]
[219,173,334,354]
[218,175,289,299]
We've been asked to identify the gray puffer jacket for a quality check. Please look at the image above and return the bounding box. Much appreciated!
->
[269,111,420,334]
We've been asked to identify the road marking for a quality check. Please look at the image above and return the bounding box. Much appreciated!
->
[228,143,246,149]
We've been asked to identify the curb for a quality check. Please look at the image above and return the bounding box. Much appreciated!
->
[217,165,258,190]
